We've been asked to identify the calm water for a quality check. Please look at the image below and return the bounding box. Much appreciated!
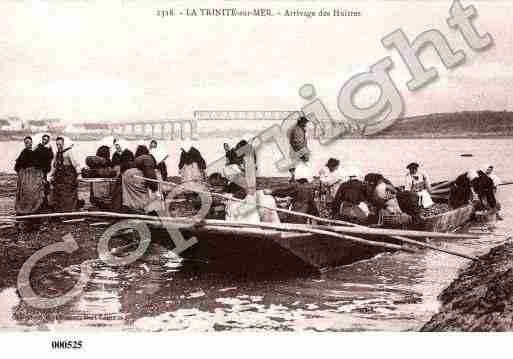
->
[0,138,511,331]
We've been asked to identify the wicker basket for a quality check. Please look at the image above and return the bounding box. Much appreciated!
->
[378,211,411,227]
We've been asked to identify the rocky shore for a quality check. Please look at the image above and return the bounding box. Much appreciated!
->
[422,241,513,331]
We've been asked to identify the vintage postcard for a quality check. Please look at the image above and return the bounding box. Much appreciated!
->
[0,0,511,356]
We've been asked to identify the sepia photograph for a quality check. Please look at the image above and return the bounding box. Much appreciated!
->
[1,0,512,355]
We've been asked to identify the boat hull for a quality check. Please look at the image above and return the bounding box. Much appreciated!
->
[150,203,476,274]
[151,224,403,275]
[419,203,475,232]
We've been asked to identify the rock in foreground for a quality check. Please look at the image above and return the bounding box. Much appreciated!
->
[422,241,513,331]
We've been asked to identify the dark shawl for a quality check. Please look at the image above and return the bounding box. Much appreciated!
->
[112,152,122,167]
[134,154,158,192]
[33,144,54,175]
[272,180,319,223]
[135,145,150,159]
[96,145,111,166]
[119,149,135,174]
[179,147,206,170]
[332,179,367,214]
[15,148,34,173]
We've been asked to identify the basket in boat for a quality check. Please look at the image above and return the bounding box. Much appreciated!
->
[378,211,411,227]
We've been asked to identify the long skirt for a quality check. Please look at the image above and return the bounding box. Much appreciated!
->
[111,177,123,212]
[122,168,150,212]
[15,167,45,215]
[52,166,78,212]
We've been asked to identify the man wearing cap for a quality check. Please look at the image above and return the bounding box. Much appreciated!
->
[289,116,311,162]
[404,162,433,208]
[33,134,54,209]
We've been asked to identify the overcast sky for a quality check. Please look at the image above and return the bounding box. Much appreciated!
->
[1,0,512,123]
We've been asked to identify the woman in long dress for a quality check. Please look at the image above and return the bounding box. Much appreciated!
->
[15,136,46,215]
[122,145,159,213]
[49,136,81,212]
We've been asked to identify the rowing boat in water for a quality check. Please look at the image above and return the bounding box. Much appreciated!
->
[78,177,479,274]
[148,202,477,274]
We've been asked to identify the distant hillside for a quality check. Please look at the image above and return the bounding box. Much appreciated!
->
[378,111,513,138]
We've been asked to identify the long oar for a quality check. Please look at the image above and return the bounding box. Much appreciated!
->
[134,175,479,260]
[139,218,415,253]
[2,212,477,261]
[431,181,453,190]
[0,209,476,241]
[199,219,478,261]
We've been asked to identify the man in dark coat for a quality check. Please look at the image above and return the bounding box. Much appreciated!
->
[32,134,54,210]
[289,116,310,161]
[32,134,54,176]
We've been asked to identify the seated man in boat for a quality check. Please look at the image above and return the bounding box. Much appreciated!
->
[225,182,260,223]
[121,145,161,214]
[331,168,369,224]
[271,160,319,224]
[319,158,347,203]
[404,162,434,209]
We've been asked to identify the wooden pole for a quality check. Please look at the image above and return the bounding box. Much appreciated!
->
[140,218,415,253]
[2,210,476,240]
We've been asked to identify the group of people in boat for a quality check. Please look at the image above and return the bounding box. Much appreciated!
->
[14,116,503,227]
[271,116,503,225]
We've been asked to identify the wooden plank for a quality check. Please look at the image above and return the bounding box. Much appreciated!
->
[80,178,117,183]
[89,222,111,227]
[62,218,86,223]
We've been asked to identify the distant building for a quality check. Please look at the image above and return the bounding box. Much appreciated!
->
[27,120,49,132]
[0,117,24,131]
[64,122,111,135]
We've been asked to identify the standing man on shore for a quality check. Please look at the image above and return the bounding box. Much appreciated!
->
[33,134,54,210]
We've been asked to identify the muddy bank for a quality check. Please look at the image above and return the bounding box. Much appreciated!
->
[422,241,513,331]
[0,221,136,296]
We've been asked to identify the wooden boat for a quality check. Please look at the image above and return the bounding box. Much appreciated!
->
[78,177,479,274]
[149,202,477,274]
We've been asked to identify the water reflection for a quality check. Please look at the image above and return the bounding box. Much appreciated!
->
[1,187,511,332]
